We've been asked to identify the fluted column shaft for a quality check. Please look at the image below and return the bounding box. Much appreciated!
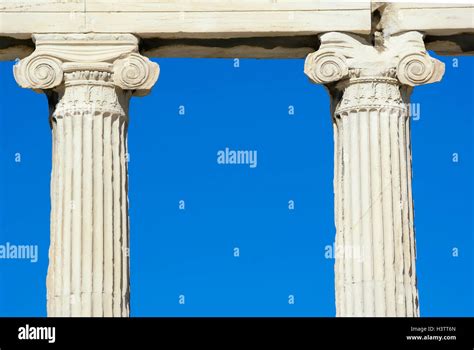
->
[48,71,131,316]
[333,78,417,316]
[14,34,159,317]
[305,31,445,316]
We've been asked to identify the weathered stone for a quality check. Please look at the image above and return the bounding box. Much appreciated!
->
[305,31,445,317]
[13,34,159,317]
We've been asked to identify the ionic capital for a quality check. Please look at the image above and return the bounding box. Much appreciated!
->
[304,31,445,87]
[13,34,159,95]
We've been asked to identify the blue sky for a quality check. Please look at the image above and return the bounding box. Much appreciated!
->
[0,54,472,316]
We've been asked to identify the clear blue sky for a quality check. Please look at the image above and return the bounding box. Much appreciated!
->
[0,54,472,317]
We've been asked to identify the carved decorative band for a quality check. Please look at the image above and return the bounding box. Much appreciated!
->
[335,77,407,115]
[337,76,400,87]
[64,71,113,82]
[64,71,115,89]
[335,104,408,116]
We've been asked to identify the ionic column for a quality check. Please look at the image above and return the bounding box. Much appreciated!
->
[13,34,159,317]
[304,32,444,316]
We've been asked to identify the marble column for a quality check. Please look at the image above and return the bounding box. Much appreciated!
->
[13,34,159,317]
[304,31,445,316]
